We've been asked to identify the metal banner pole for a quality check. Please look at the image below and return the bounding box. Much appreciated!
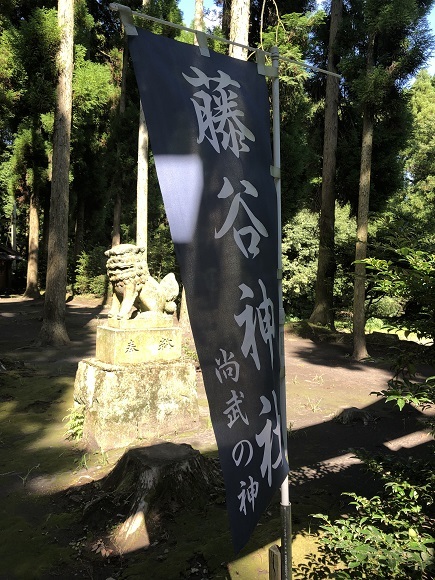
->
[109,3,341,79]
[271,45,292,580]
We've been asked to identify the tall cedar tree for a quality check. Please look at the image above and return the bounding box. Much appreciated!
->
[309,0,342,329]
[229,0,250,59]
[343,0,434,359]
[38,0,74,346]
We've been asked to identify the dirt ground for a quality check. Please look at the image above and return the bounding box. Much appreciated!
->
[0,295,434,579]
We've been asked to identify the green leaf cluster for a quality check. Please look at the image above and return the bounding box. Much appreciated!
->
[74,246,107,296]
[363,246,435,343]
[296,451,434,579]
[282,204,355,317]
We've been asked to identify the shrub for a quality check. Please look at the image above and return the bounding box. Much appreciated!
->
[364,247,435,345]
[295,453,434,579]
[294,354,435,580]
[281,204,356,318]
[74,246,107,296]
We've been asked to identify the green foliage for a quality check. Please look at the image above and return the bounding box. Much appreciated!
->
[0,159,15,222]
[13,8,60,115]
[148,221,177,280]
[282,204,355,317]
[0,27,22,141]
[330,0,433,214]
[366,295,403,321]
[373,350,435,434]
[63,406,85,441]
[282,208,318,315]
[311,497,433,578]
[7,122,48,198]
[296,329,435,579]
[375,375,434,413]
[73,45,118,116]
[74,246,107,296]
[405,71,435,179]
[363,246,435,344]
[296,451,435,579]
[262,11,326,72]
[135,0,183,38]
[262,10,325,218]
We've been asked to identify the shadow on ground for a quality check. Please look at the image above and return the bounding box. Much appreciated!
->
[0,297,433,578]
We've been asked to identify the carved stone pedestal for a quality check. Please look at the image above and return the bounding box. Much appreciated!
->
[73,252,197,450]
[96,317,182,365]
[73,357,198,451]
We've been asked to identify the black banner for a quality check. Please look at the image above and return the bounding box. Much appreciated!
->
[129,28,289,554]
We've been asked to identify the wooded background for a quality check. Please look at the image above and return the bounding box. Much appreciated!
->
[0,0,434,355]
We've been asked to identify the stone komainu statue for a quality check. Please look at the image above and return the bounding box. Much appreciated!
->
[105,244,179,320]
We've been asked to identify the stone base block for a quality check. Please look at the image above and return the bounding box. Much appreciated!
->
[96,324,181,365]
[73,358,198,451]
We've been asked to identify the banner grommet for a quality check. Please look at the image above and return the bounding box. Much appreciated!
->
[195,31,210,57]
[117,5,138,36]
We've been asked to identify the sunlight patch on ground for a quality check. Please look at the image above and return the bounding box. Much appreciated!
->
[228,533,322,577]
[288,453,361,486]
[383,429,434,451]
[229,541,276,577]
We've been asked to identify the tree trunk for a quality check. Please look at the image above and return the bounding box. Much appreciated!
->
[24,122,42,299]
[309,0,342,329]
[24,190,40,298]
[222,0,231,39]
[38,0,73,346]
[83,443,223,555]
[41,187,50,281]
[194,0,204,32]
[136,0,150,251]
[136,103,148,249]
[111,37,129,248]
[112,192,121,247]
[229,0,249,60]
[352,34,375,361]
[73,192,85,266]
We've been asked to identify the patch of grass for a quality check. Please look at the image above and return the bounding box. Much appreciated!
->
[182,343,199,363]
[304,397,323,413]
[0,495,78,578]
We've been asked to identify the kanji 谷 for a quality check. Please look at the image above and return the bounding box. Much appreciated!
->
[215,177,268,258]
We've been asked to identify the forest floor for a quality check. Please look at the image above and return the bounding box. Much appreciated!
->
[0,295,434,579]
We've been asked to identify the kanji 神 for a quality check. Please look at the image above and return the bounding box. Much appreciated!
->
[215,177,268,258]
[182,67,255,157]
[234,280,275,370]
[238,476,259,515]
[215,348,240,383]
[255,390,283,486]
[223,389,249,428]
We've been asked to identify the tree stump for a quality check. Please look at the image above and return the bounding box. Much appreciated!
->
[83,442,223,555]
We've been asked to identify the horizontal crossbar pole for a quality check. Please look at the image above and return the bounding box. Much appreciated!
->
[109,2,341,79]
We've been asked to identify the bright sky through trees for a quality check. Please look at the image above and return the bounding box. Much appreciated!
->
[178,0,435,73]
[179,0,217,27]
